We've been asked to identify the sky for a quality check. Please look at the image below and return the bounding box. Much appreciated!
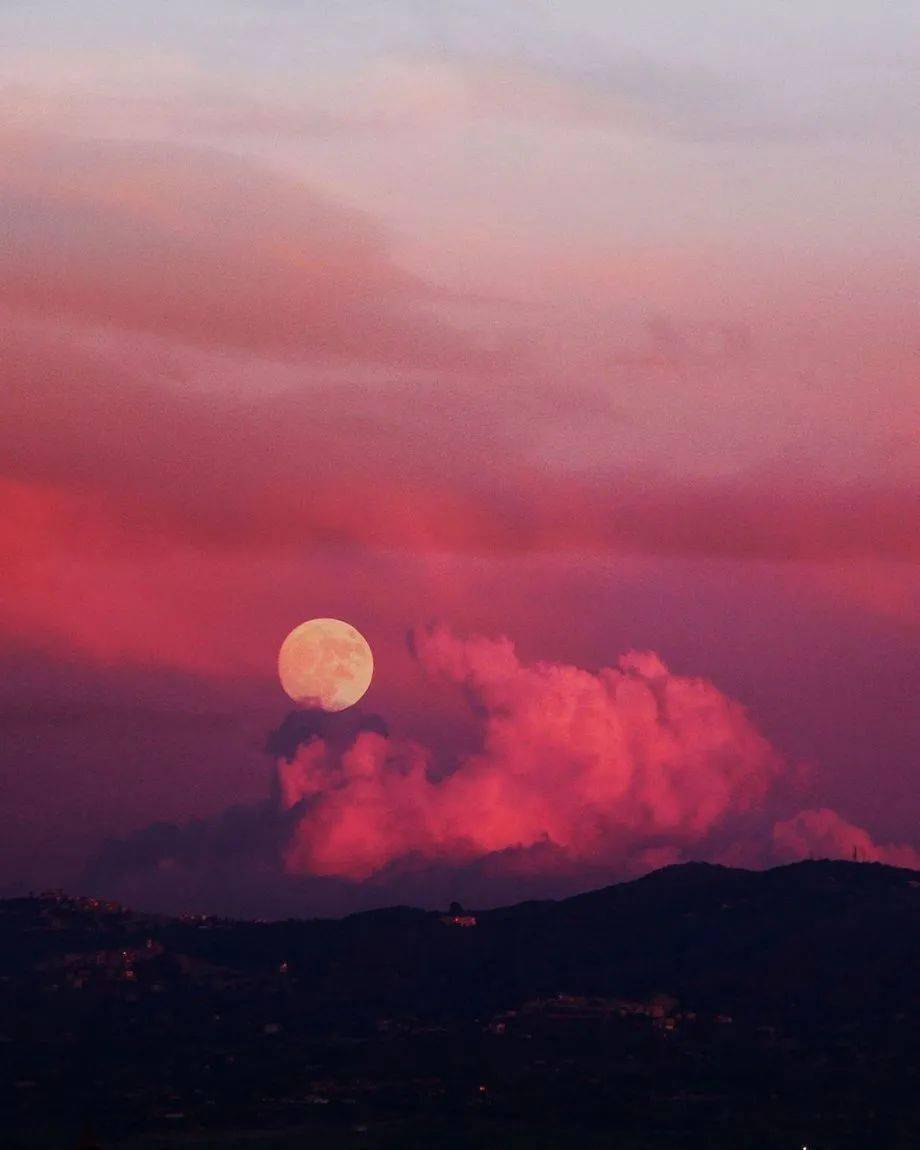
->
[1,2,918,916]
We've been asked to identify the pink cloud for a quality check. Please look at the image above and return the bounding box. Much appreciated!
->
[274,631,918,888]
[2,320,916,575]
[772,807,920,869]
[70,627,918,913]
[279,625,785,880]
[0,131,494,369]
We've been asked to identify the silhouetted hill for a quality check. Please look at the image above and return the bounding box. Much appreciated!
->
[2,861,919,1147]
[3,860,919,1019]
[475,859,920,1017]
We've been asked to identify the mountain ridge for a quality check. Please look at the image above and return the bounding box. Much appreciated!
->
[4,855,918,926]
[4,857,919,1146]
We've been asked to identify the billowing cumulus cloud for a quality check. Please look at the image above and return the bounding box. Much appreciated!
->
[279,625,784,880]
[80,628,918,916]
[276,627,920,892]
[773,807,920,870]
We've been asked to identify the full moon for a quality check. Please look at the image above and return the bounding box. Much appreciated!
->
[278,618,374,711]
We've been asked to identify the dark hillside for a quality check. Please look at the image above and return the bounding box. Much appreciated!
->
[2,860,918,1147]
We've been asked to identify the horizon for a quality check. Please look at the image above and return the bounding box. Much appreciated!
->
[9,855,917,925]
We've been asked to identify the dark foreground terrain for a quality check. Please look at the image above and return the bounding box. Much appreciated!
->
[2,860,919,1148]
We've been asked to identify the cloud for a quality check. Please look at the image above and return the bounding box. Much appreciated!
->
[613,314,754,371]
[82,627,918,916]
[772,807,920,870]
[0,53,644,141]
[0,131,495,369]
[85,801,292,879]
[0,44,812,148]
[2,320,916,573]
[279,625,784,880]
[266,707,389,763]
[2,312,916,689]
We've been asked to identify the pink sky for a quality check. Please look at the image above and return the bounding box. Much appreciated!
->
[1,3,917,913]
